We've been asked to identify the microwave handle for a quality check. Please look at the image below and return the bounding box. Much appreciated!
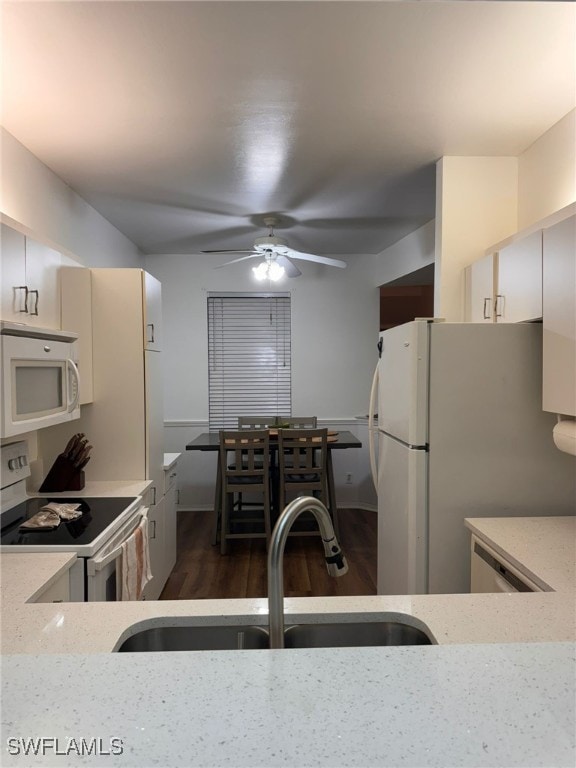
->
[66,358,80,412]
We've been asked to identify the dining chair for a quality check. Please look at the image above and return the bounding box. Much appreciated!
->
[237,416,276,429]
[276,428,339,536]
[218,429,272,554]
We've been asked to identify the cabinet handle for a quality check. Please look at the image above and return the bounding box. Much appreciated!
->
[149,520,156,539]
[495,294,504,318]
[483,297,491,320]
[29,289,39,316]
[16,286,29,313]
[147,323,155,344]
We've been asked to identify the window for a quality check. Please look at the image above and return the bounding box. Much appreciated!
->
[207,293,291,430]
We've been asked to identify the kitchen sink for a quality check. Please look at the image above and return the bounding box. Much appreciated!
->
[116,619,433,652]
[116,624,269,652]
[283,621,433,648]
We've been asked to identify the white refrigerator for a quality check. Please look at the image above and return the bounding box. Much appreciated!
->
[368,319,575,595]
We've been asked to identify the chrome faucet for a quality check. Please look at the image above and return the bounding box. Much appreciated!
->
[267,496,349,648]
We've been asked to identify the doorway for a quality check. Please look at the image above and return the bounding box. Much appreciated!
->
[380,264,434,331]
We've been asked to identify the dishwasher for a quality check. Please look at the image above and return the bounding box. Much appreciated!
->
[470,535,543,593]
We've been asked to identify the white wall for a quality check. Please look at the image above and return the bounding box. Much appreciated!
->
[518,108,576,229]
[144,253,378,421]
[434,156,518,321]
[144,252,379,510]
[371,221,435,287]
[0,129,141,267]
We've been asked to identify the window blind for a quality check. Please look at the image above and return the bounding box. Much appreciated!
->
[208,294,292,430]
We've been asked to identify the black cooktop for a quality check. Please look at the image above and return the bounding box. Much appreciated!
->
[0,497,137,548]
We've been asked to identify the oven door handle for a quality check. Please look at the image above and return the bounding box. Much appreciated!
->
[87,508,148,575]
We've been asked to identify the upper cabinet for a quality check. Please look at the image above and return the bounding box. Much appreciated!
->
[465,231,543,324]
[0,224,62,329]
[143,271,162,351]
[465,253,494,323]
[495,231,542,323]
[542,215,575,417]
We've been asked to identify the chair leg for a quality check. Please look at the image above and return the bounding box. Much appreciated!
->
[212,463,222,546]
[220,490,230,555]
[326,452,340,539]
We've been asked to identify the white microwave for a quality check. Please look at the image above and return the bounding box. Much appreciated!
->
[1,322,81,438]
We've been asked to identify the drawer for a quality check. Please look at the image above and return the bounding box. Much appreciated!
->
[163,466,178,495]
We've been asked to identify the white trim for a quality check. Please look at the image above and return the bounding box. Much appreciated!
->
[165,417,359,428]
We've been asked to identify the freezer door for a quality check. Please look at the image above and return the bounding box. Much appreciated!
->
[378,321,429,446]
[377,432,428,595]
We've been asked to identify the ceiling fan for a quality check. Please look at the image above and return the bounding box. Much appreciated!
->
[203,216,347,280]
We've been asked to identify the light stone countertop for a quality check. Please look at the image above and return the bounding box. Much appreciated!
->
[27,479,152,498]
[163,452,181,470]
[465,516,576,592]
[2,642,574,768]
[1,512,575,767]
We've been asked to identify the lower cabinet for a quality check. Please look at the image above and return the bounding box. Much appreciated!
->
[144,495,166,601]
[143,459,179,600]
[34,570,71,603]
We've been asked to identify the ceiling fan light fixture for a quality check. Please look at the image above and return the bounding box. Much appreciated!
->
[252,260,285,282]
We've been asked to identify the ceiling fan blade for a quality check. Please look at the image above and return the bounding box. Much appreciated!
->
[202,249,255,254]
[213,253,259,269]
[276,255,302,278]
[284,249,347,269]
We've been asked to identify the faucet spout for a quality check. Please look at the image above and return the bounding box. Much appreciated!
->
[267,496,348,649]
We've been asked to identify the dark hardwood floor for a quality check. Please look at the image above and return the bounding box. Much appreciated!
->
[160,508,377,600]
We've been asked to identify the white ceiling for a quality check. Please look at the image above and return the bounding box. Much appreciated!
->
[2,1,575,257]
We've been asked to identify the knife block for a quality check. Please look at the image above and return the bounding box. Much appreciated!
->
[39,454,86,493]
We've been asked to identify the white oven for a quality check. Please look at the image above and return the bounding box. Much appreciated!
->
[0,443,150,602]
[86,506,149,601]
[1,322,80,437]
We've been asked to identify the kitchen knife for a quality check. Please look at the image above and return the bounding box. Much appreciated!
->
[70,438,88,463]
[76,456,91,471]
[64,433,83,457]
[74,445,92,468]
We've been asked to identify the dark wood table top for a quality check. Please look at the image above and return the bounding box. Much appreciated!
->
[185,430,362,451]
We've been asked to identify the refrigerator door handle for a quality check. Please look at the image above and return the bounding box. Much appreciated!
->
[368,362,379,492]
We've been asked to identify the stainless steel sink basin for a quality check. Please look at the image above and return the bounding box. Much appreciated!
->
[116,619,433,652]
[283,621,433,648]
[117,625,269,652]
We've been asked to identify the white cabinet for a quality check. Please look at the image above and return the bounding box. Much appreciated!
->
[163,456,179,584]
[495,231,542,323]
[144,495,166,600]
[542,215,576,416]
[25,238,62,329]
[33,570,71,603]
[144,271,162,351]
[0,224,62,329]
[60,267,94,404]
[465,253,494,322]
[0,225,27,322]
[465,231,543,324]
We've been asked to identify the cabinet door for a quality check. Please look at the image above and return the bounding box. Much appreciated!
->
[144,496,165,600]
[543,215,576,416]
[1,224,27,322]
[465,254,494,322]
[496,231,542,323]
[61,267,94,404]
[143,271,162,351]
[164,486,177,579]
[25,237,62,329]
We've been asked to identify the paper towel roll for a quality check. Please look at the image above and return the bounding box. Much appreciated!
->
[553,419,576,456]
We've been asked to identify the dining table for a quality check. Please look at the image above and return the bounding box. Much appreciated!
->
[185,430,362,535]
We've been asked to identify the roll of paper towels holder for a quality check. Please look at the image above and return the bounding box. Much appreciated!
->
[553,418,576,457]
